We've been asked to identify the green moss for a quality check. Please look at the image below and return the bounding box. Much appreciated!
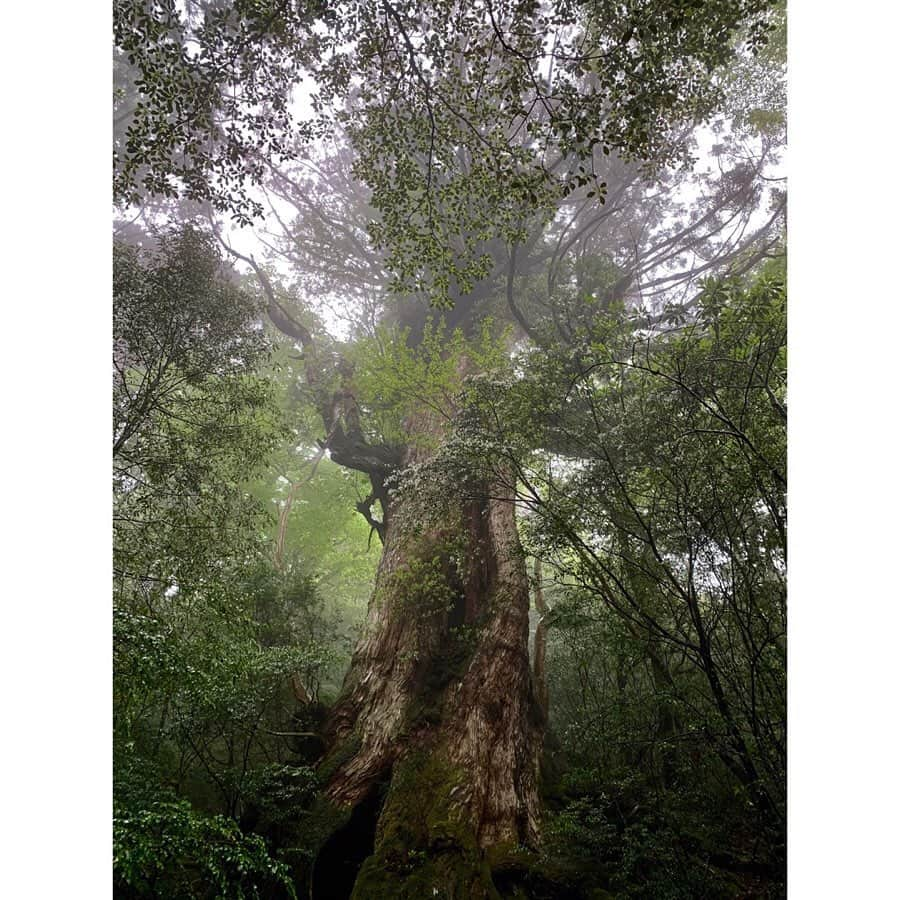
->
[312,744,617,898]
[484,842,533,871]
[303,796,353,851]
[487,839,618,899]
[402,626,477,733]
[352,852,501,900]
[349,752,500,899]
[377,751,475,855]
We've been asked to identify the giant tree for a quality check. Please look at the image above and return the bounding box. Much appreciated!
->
[114,2,783,895]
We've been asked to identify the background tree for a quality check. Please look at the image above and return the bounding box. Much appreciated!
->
[113,226,348,897]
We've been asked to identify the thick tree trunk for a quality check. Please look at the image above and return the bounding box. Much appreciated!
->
[314,430,544,897]
[238,240,545,893]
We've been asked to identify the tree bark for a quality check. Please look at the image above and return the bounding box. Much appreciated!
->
[315,424,544,897]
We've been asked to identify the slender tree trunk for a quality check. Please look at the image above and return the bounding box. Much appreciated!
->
[646,646,679,788]
[314,426,544,897]
[532,558,549,716]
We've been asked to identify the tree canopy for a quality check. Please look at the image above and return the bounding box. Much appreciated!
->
[115,0,780,298]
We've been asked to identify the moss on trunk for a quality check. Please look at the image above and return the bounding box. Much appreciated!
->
[349,752,500,899]
[311,401,544,896]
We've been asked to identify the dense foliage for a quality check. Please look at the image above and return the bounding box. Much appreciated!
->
[115,0,781,299]
[113,226,368,897]
[381,260,787,895]
[113,1,786,897]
